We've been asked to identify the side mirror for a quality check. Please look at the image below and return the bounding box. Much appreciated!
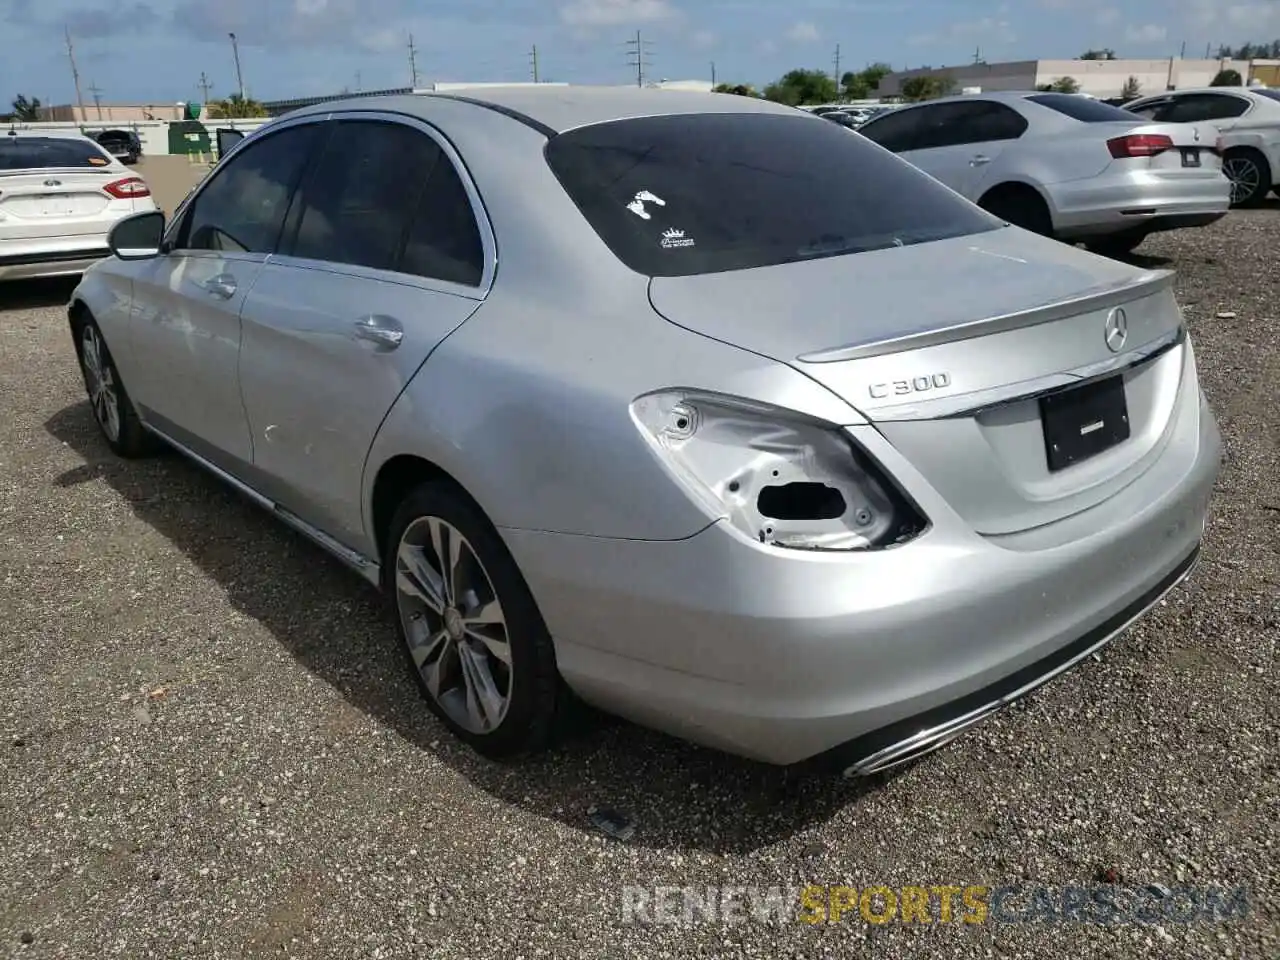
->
[108,210,166,260]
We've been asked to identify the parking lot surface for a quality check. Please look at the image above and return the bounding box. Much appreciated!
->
[0,210,1276,959]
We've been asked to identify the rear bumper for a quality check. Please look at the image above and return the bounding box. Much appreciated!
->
[503,387,1222,767]
[1050,168,1231,239]
[0,248,110,282]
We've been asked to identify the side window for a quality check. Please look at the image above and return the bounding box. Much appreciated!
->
[1164,94,1249,122]
[858,108,926,153]
[1127,100,1168,120]
[967,102,1029,142]
[286,120,443,271]
[399,155,485,287]
[179,124,321,254]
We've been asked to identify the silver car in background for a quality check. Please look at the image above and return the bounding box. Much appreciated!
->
[1123,86,1280,207]
[69,88,1221,775]
[858,91,1230,257]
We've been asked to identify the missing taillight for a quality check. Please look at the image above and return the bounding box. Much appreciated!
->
[757,482,847,521]
[1107,134,1174,159]
[103,177,150,199]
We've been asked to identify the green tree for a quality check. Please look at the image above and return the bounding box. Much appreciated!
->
[1049,76,1081,93]
[1211,69,1243,87]
[10,94,42,121]
[1120,76,1142,99]
[900,74,954,102]
[763,68,838,106]
[1079,49,1116,60]
[840,62,892,100]
[713,83,759,97]
[207,93,266,119]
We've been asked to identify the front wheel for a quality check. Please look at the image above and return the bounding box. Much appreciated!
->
[75,314,156,458]
[385,481,563,758]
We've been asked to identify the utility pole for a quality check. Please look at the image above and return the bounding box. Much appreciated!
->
[833,44,840,85]
[710,61,716,86]
[1205,42,1212,59]
[409,34,420,87]
[626,30,653,87]
[197,71,213,104]
[88,81,104,120]
[65,26,87,122]
[972,45,983,64]
[228,32,245,100]
[355,71,362,93]
[529,44,540,83]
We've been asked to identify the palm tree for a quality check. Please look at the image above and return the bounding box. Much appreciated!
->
[11,95,42,121]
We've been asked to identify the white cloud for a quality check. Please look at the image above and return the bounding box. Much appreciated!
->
[1124,22,1167,44]
[909,17,1015,48]
[785,20,820,42]
[558,0,678,28]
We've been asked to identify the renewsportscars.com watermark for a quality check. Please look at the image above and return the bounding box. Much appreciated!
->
[620,884,1251,926]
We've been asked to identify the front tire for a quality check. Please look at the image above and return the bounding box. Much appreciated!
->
[74,314,156,458]
[385,481,562,758]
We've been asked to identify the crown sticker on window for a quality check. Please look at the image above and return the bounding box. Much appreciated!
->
[660,227,695,249]
[627,189,667,220]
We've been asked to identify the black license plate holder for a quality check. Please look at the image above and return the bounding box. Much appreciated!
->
[1040,375,1130,472]
[1181,148,1201,168]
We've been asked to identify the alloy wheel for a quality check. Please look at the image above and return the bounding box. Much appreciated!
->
[1223,156,1261,205]
[81,325,121,442]
[394,515,514,734]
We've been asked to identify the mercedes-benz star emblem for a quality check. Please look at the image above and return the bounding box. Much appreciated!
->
[1104,307,1129,353]
[43,179,61,187]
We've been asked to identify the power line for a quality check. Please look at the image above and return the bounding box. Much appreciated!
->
[530,44,540,83]
[626,30,653,87]
[64,26,87,122]
[409,34,420,87]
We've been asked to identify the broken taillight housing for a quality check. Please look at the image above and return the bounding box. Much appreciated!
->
[630,390,926,551]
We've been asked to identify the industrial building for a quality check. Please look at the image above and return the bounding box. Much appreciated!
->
[877,57,1276,99]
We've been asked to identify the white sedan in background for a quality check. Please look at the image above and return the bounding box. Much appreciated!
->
[1123,86,1280,207]
[0,129,157,282]
[858,91,1230,257]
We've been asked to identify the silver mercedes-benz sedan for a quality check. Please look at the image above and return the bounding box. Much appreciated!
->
[69,87,1222,775]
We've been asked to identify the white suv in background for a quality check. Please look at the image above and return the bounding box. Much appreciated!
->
[0,129,157,282]
[1124,87,1280,207]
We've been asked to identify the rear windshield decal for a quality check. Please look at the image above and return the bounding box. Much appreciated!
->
[627,189,666,219]
[660,227,695,249]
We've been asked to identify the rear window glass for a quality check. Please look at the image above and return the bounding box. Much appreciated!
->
[0,136,112,170]
[1025,94,1142,122]
[543,112,1003,278]
[1254,89,1280,103]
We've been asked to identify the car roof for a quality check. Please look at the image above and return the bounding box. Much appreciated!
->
[283,86,801,134]
[1130,87,1255,99]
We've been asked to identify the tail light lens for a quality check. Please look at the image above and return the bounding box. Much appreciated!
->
[1107,134,1174,159]
[103,176,151,199]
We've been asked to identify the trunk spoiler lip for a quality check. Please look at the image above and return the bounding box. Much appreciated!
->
[796,267,1177,364]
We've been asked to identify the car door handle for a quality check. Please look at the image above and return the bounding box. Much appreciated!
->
[970,155,992,166]
[353,314,404,350]
[200,273,237,299]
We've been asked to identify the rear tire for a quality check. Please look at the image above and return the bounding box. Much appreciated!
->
[978,184,1054,237]
[1084,231,1147,258]
[73,312,157,459]
[384,480,563,758]
[1222,148,1271,208]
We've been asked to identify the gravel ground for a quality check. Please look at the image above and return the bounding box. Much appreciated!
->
[0,211,1276,960]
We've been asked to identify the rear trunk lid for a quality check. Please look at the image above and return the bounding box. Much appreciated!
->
[1085,119,1224,177]
[0,169,117,240]
[647,227,1188,535]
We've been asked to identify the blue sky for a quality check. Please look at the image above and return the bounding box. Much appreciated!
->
[4,0,1277,106]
